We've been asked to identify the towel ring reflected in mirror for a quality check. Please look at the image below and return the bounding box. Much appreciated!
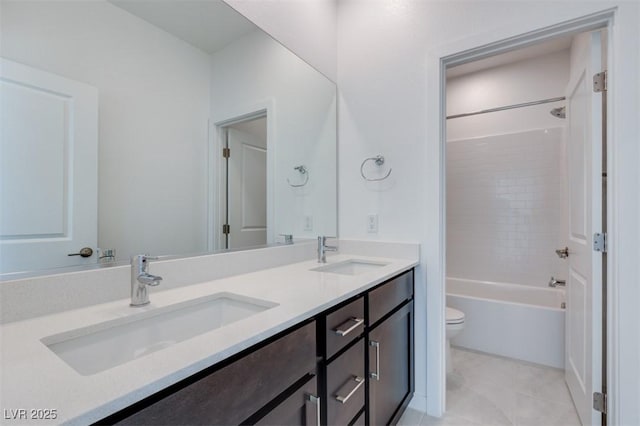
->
[287,165,309,187]
[360,155,392,181]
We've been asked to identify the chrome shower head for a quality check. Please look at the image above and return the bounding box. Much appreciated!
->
[550,106,566,119]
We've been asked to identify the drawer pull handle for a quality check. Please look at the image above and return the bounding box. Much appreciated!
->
[335,376,365,404]
[333,317,364,336]
[370,340,380,381]
[305,394,321,426]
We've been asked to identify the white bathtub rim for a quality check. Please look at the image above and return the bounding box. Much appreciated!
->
[447,276,564,295]
[447,276,565,311]
[447,292,565,312]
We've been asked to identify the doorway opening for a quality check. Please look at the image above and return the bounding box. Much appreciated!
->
[218,114,268,250]
[443,26,609,426]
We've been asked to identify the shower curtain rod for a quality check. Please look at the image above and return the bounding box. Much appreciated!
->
[446,96,566,120]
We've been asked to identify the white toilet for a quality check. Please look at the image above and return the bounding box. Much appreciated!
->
[446,307,465,373]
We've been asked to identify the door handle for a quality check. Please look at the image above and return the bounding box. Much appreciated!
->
[370,340,380,381]
[335,376,365,403]
[68,247,93,257]
[549,276,566,288]
[333,317,364,337]
[555,247,569,259]
[305,394,320,426]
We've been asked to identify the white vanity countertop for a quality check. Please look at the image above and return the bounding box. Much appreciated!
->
[0,254,417,425]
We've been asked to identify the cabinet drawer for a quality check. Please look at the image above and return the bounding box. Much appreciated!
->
[115,321,316,426]
[326,339,365,426]
[369,270,413,325]
[351,410,365,426]
[254,375,319,426]
[326,297,365,359]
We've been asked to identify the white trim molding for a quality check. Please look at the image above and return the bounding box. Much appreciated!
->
[208,99,277,251]
[425,7,639,424]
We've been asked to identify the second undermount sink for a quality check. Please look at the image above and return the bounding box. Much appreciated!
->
[311,259,389,275]
[42,292,278,376]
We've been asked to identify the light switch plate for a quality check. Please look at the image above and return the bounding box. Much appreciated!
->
[367,214,378,233]
[304,215,313,231]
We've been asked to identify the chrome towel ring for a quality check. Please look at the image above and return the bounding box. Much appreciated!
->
[360,155,392,181]
[287,165,309,187]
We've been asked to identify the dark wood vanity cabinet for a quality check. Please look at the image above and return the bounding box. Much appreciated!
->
[320,269,414,426]
[98,269,414,426]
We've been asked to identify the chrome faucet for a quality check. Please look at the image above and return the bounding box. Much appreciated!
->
[548,276,566,288]
[279,234,294,245]
[317,236,337,263]
[130,254,163,307]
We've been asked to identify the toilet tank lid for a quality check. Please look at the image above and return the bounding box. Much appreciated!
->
[446,307,465,323]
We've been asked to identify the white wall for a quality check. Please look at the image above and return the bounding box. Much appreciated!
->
[337,1,640,423]
[1,1,212,260]
[210,30,337,240]
[223,0,337,82]
[446,51,569,288]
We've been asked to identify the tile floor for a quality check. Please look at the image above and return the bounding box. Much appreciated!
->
[398,347,581,426]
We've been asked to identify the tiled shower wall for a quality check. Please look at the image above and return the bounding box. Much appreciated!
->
[446,127,568,288]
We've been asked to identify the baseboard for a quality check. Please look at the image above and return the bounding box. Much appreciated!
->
[408,392,428,413]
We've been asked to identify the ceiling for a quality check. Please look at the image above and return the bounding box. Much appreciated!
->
[109,0,257,54]
[447,34,573,79]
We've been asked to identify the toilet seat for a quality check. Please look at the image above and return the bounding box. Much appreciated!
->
[446,307,465,325]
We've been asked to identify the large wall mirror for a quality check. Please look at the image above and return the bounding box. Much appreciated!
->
[0,0,337,275]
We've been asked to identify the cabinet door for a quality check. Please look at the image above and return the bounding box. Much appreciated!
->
[368,301,414,426]
[112,321,316,425]
[255,375,319,426]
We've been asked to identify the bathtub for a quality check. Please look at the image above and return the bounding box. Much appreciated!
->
[447,277,565,368]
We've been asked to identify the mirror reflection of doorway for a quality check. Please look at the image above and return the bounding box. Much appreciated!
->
[222,116,267,250]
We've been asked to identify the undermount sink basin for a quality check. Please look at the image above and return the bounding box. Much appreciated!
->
[311,259,389,275]
[42,292,278,376]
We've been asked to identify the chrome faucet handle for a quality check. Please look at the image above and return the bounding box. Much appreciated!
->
[279,234,294,244]
[319,235,337,242]
[137,274,163,286]
[318,236,337,247]
[131,254,159,261]
[130,254,163,307]
[131,254,161,276]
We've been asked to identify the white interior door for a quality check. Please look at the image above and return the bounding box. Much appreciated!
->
[0,59,98,274]
[226,123,267,249]
[564,31,604,426]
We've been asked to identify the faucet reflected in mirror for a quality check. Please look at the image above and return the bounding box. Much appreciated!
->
[0,0,337,276]
[130,255,163,307]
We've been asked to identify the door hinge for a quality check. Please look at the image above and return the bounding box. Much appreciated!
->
[593,71,607,92]
[593,391,607,414]
[222,224,230,234]
[223,147,230,158]
[593,232,607,253]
